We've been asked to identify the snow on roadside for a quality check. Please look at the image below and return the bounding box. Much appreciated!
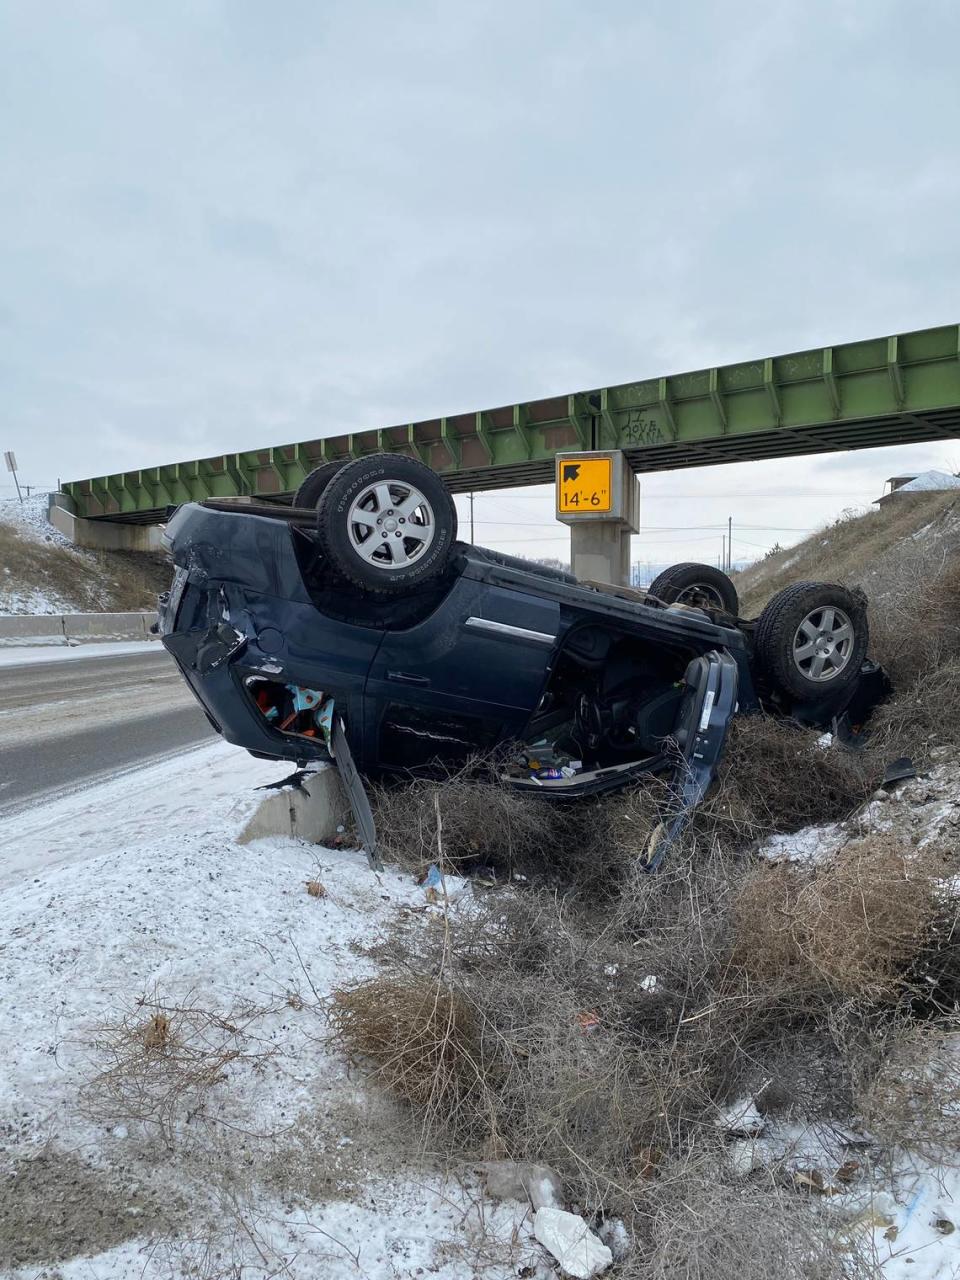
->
[0,639,161,668]
[0,744,541,1279]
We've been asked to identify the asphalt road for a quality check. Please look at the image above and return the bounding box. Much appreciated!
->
[0,649,216,815]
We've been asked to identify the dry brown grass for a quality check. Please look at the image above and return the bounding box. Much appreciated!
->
[370,769,651,897]
[0,522,168,613]
[730,834,944,1002]
[370,773,555,878]
[871,655,960,764]
[734,491,960,618]
[334,816,959,1232]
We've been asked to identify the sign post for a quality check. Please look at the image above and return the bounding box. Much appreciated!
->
[555,451,640,586]
[4,451,22,503]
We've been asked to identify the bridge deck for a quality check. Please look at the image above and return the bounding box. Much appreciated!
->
[64,323,960,522]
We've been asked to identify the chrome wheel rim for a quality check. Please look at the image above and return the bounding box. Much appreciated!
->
[792,605,854,682]
[347,479,435,570]
[676,582,725,609]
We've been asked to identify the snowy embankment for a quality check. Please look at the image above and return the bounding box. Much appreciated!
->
[0,744,539,1279]
[0,494,167,616]
[3,741,960,1277]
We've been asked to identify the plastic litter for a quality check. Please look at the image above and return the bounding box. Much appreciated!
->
[882,756,917,787]
[714,1095,764,1136]
[533,1207,613,1278]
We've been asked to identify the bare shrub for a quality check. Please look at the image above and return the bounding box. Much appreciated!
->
[371,769,658,897]
[730,834,943,1001]
[852,1020,960,1161]
[329,976,495,1137]
[628,1155,872,1280]
[80,992,280,1143]
[698,716,878,845]
[370,773,557,878]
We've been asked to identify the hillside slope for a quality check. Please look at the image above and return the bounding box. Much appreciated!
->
[0,495,169,615]
[734,491,960,686]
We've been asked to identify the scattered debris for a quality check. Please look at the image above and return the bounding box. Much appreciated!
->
[476,1160,562,1210]
[533,1206,613,1278]
[715,1096,765,1137]
[305,879,327,898]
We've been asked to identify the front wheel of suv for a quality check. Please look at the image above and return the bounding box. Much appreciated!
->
[755,581,869,703]
[315,453,458,594]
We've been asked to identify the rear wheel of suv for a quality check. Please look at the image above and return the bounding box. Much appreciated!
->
[647,562,739,614]
[755,581,868,703]
[315,453,458,594]
[293,461,344,510]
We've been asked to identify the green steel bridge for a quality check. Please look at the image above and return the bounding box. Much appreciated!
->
[64,323,960,523]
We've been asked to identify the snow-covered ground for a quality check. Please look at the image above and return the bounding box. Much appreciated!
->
[3,738,960,1277]
[0,492,72,548]
[0,743,542,1279]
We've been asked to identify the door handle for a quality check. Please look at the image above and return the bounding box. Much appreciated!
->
[387,671,430,686]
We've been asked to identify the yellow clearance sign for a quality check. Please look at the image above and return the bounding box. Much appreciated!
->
[555,455,613,514]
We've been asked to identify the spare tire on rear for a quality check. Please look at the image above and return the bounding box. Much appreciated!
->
[755,581,868,703]
[315,453,457,594]
[647,562,739,614]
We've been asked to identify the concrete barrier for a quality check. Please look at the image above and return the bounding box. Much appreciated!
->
[238,768,350,846]
[0,615,68,647]
[64,612,155,642]
[0,612,158,647]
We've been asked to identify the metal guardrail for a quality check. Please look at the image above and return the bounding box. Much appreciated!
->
[63,323,960,522]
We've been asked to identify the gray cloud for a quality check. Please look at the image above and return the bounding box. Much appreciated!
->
[1,0,958,560]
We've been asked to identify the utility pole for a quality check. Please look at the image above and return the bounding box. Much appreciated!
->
[727,516,733,571]
[721,533,726,571]
[469,492,475,544]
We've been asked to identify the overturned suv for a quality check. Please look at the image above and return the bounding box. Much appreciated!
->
[158,453,885,868]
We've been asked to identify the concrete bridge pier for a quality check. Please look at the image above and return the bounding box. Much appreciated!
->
[47,494,166,552]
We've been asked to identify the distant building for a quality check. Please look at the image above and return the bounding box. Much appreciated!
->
[875,470,960,505]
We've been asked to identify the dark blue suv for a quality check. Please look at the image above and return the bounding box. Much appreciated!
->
[158,453,882,867]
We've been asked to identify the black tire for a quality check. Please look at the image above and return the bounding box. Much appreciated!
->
[755,581,868,703]
[293,461,344,510]
[316,453,457,594]
[647,562,739,614]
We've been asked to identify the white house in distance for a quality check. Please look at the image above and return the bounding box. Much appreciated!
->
[875,470,960,506]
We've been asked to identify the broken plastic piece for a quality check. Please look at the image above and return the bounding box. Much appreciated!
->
[533,1207,613,1278]
[882,756,917,787]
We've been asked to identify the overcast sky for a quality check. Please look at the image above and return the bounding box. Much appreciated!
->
[2,0,958,566]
